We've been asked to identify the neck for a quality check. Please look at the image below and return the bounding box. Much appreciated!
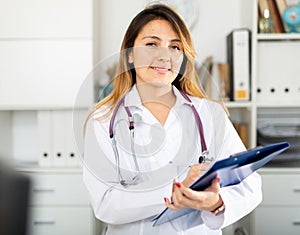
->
[136,83,176,108]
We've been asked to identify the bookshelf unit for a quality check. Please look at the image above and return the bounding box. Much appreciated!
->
[224,1,300,234]
[253,0,300,134]
[250,0,300,234]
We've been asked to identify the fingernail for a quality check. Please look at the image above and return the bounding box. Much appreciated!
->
[216,177,221,183]
[175,182,181,188]
[164,197,168,203]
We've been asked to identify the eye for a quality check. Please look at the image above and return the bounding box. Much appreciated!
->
[146,42,157,47]
[170,45,181,51]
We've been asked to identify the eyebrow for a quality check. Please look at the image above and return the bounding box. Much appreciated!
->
[142,35,181,43]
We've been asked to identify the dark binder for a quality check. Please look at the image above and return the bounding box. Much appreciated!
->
[152,142,290,226]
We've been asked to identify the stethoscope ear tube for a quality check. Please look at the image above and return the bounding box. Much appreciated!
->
[109,97,126,138]
[178,90,208,153]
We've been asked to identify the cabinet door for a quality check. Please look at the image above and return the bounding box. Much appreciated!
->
[28,173,90,206]
[28,207,93,235]
[0,40,93,108]
[0,0,92,38]
[253,207,300,235]
[260,174,300,206]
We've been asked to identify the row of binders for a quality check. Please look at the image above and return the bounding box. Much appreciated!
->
[37,110,83,167]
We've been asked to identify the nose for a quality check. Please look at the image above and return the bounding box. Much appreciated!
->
[158,56,170,62]
[157,47,171,62]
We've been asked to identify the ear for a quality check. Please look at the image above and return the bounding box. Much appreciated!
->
[128,50,134,64]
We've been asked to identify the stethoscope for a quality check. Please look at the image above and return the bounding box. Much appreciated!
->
[109,90,211,186]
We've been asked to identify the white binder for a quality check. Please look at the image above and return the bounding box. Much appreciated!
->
[52,110,66,167]
[227,29,251,101]
[37,111,53,167]
[65,110,81,167]
[38,110,82,168]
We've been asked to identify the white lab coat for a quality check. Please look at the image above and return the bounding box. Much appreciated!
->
[83,85,262,235]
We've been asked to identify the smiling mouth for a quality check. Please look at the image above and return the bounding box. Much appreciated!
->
[151,66,171,73]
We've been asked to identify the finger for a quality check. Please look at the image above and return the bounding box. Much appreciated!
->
[180,186,223,211]
[171,179,176,193]
[165,197,180,210]
[180,177,220,200]
[173,186,210,210]
[180,178,222,210]
[171,182,196,209]
[171,182,185,208]
[205,177,221,193]
[164,197,172,208]
[180,186,205,201]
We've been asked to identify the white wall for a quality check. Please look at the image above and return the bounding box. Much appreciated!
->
[94,0,145,63]
[192,0,251,63]
[94,0,252,65]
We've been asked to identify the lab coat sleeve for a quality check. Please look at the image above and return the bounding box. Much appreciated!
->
[83,117,171,225]
[201,172,262,230]
[201,110,263,230]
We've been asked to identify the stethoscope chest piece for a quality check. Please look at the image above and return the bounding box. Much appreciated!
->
[198,151,213,163]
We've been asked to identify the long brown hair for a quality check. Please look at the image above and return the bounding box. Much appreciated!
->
[86,4,207,125]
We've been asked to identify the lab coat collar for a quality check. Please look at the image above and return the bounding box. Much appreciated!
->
[123,85,143,108]
[124,84,191,109]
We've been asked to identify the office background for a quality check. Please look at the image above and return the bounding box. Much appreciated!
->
[0,0,299,234]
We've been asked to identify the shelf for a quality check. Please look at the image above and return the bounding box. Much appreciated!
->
[0,105,90,111]
[259,167,300,174]
[16,165,83,173]
[224,102,253,108]
[257,33,300,41]
[257,103,300,108]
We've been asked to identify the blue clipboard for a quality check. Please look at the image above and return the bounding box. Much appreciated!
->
[152,142,290,226]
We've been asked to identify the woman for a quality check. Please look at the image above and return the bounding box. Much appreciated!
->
[83,4,262,235]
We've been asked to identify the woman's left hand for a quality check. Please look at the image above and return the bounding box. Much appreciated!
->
[164,177,223,212]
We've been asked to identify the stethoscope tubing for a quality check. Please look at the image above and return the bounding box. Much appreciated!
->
[108,90,209,186]
[177,90,207,153]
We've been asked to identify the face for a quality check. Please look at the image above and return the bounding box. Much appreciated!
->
[128,19,184,86]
